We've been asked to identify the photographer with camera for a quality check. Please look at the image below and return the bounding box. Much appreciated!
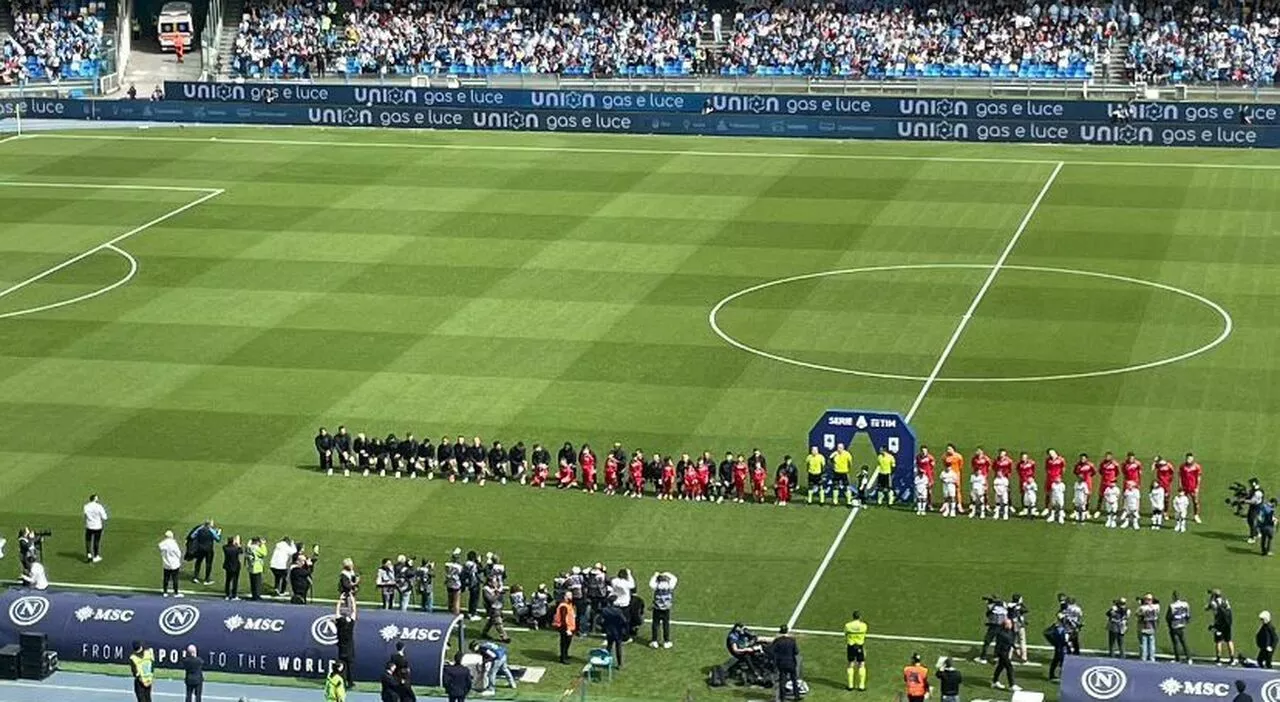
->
[414,559,434,612]
[1060,594,1084,654]
[1168,591,1193,662]
[1208,589,1237,665]
[1256,498,1276,557]
[480,575,510,642]
[1106,598,1129,658]
[1138,593,1161,662]
[1241,479,1266,544]
[289,545,319,604]
[976,595,1008,664]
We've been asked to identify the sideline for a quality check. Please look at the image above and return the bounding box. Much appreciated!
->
[26,131,1280,171]
[785,163,1062,630]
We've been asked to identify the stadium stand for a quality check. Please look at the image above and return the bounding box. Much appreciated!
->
[2,0,106,82]
[1126,0,1280,85]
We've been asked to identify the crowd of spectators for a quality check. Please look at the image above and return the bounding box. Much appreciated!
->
[2,0,105,83]
[1125,0,1280,84]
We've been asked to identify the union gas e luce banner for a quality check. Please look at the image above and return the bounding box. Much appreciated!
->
[0,589,461,685]
[1062,655,1280,702]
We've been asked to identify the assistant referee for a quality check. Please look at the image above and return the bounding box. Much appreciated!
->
[875,449,896,505]
[805,447,826,504]
[831,444,854,506]
[845,611,868,691]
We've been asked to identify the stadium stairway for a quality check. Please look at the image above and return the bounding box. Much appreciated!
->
[213,0,244,78]
[1104,37,1129,83]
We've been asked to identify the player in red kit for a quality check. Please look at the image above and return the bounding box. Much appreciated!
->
[682,463,700,500]
[604,454,620,495]
[915,446,937,510]
[556,459,576,489]
[751,462,768,503]
[1179,453,1203,523]
[628,453,645,498]
[1123,452,1144,487]
[775,473,791,506]
[994,449,1014,481]
[1153,455,1174,509]
[1073,453,1097,518]
[732,455,749,503]
[1016,452,1037,516]
[530,461,549,488]
[696,454,713,501]
[1044,450,1066,514]
[1098,452,1120,515]
[580,445,597,493]
[659,458,677,500]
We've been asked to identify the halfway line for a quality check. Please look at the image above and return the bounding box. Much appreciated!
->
[785,162,1064,631]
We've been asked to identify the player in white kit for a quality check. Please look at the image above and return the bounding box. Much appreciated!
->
[914,469,931,516]
[1121,481,1142,530]
[941,467,959,518]
[1172,489,1191,532]
[1072,481,1090,523]
[1103,483,1121,528]
[969,471,989,519]
[1046,478,1066,524]
[992,474,1011,520]
[1149,482,1167,530]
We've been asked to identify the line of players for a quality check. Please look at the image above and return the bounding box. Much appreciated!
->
[910,445,1204,531]
[314,427,810,504]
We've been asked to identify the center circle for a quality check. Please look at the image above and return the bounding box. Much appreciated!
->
[708,263,1233,383]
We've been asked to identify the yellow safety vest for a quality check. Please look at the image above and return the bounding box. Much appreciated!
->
[130,650,154,686]
[845,619,868,645]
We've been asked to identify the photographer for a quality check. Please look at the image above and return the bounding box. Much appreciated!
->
[1168,591,1193,662]
[1060,594,1084,654]
[1258,499,1276,557]
[414,559,434,613]
[1106,598,1129,658]
[16,527,37,575]
[725,623,767,684]
[1208,589,1237,665]
[649,571,677,649]
[444,549,463,615]
[976,595,1008,664]
[289,546,319,604]
[19,557,47,590]
[1009,594,1030,664]
[187,520,221,586]
[376,558,396,609]
[1137,594,1161,662]
[1244,480,1265,543]
[480,576,509,642]
[339,558,360,600]
[463,551,482,621]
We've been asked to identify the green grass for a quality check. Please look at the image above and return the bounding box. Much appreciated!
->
[1,128,1278,702]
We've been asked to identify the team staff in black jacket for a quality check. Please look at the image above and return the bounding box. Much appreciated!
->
[315,428,334,473]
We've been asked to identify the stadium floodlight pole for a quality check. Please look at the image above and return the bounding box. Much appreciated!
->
[785,161,1066,631]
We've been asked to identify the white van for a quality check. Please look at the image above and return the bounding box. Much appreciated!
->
[157,1,194,51]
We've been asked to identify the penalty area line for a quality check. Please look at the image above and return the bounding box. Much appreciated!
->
[785,162,1064,631]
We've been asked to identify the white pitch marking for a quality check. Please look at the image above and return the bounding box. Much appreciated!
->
[28,131,1280,171]
[785,163,1061,630]
[0,244,137,320]
[0,188,223,304]
[0,180,222,193]
[903,161,1062,418]
[708,262,1233,383]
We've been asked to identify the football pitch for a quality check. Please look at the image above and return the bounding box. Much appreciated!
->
[0,128,1278,702]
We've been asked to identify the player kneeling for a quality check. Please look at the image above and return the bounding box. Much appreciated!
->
[1172,489,1191,532]
[1120,481,1141,530]
[941,467,959,518]
[1149,481,1167,530]
[969,470,989,519]
[914,469,930,516]
[1103,483,1121,528]
[992,473,1011,520]
[1072,481,1090,523]
[1046,478,1066,524]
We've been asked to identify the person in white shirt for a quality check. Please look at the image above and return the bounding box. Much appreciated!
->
[1046,478,1066,524]
[159,530,184,598]
[1172,490,1191,533]
[610,567,637,641]
[1072,482,1089,523]
[269,537,297,596]
[992,474,1011,520]
[1021,477,1038,519]
[914,470,931,516]
[20,559,47,590]
[969,472,989,519]
[941,467,959,517]
[83,494,108,563]
[1103,484,1121,528]
[1121,482,1141,530]
[1149,482,1167,530]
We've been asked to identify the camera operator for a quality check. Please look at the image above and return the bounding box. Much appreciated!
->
[1245,479,1266,544]
[1060,594,1084,654]
[1168,591,1193,662]
[725,623,767,684]
[1009,594,1030,664]
[480,575,510,642]
[976,595,1008,664]
[1106,598,1129,658]
[1208,589,1237,665]
[16,527,36,575]
[289,546,319,604]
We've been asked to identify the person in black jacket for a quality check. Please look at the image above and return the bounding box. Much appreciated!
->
[772,626,800,701]
[316,428,334,473]
[601,601,628,669]
[507,442,527,482]
[936,657,962,702]
[381,660,407,702]
[992,619,1019,691]
[1257,611,1277,668]
[442,653,472,702]
[334,425,354,473]
[181,645,203,702]
[289,549,318,604]
[222,536,242,600]
[189,520,219,586]
[335,598,357,688]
